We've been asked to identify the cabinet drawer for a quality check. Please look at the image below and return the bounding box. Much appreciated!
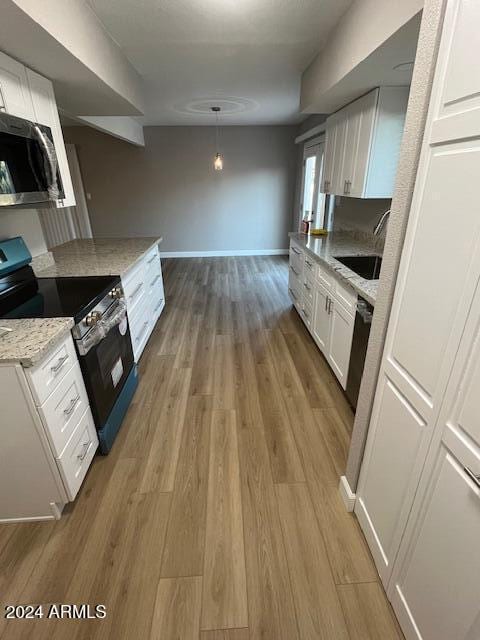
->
[316,263,334,291]
[334,278,358,315]
[288,266,302,298]
[300,299,313,329]
[303,254,316,278]
[289,244,304,275]
[302,277,315,306]
[144,246,161,277]
[129,294,153,361]
[57,407,98,501]
[26,335,77,406]
[39,362,90,457]
[123,267,147,315]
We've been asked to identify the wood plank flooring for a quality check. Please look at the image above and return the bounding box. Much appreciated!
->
[0,256,402,640]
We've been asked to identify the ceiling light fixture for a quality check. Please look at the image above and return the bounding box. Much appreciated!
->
[212,106,223,171]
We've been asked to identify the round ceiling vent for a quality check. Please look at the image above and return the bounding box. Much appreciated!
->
[174,96,258,116]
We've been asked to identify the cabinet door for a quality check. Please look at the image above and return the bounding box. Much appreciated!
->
[322,118,336,194]
[341,101,362,196]
[391,445,480,640]
[349,90,377,198]
[327,299,354,389]
[356,0,480,592]
[27,70,76,208]
[0,51,34,120]
[331,116,348,195]
[312,282,330,355]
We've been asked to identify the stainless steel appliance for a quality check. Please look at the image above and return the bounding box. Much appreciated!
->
[346,296,374,410]
[0,237,137,453]
[0,112,63,207]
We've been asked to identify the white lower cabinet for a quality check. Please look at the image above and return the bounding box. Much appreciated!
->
[122,244,165,362]
[289,239,356,389]
[0,335,98,522]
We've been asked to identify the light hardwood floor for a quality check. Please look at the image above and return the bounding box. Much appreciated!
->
[0,256,403,640]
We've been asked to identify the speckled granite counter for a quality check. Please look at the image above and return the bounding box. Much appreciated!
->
[289,232,380,306]
[0,318,74,367]
[32,237,163,278]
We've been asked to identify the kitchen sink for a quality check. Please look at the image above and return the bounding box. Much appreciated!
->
[334,255,383,280]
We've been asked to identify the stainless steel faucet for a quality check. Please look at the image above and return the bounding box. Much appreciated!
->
[373,208,391,236]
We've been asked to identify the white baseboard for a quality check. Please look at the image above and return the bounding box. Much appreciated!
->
[160,249,289,258]
[339,475,356,512]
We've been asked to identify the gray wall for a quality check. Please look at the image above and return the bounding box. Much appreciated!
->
[345,0,447,491]
[64,125,298,254]
[0,209,47,257]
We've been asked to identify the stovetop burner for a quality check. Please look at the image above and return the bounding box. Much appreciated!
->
[0,265,119,323]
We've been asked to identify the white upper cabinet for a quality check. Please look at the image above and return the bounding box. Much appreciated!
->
[26,69,76,208]
[324,86,410,199]
[0,51,35,120]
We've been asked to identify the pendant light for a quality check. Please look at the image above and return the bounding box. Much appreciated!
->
[212,106,223,171]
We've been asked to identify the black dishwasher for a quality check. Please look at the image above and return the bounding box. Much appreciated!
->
[346,297,374,410]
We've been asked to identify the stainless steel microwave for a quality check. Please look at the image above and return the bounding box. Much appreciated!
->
[0,112,64,207]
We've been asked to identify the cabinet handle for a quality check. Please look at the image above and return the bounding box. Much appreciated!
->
[290,266,300,276]
[328,298,334,314]
[325,295,329,312]
[291,247,301,255]
[135,320,149,343]
[302,308,310,320]
[64,395,80,416]
[305,259,313,268]
[288,288,298,302]
[346,180,351,195]
[344,180,348,194]
[150,274,161,287]
[303,282,311,291]
[129,282,144,301]
[77,441,91,461]
[51,354,69,373]
[464,466,480,490]
[154,298,164,312]
[323,180,330,193]
[147,254,157,264]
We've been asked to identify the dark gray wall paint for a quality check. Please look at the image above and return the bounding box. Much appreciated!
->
[64,125,298,253]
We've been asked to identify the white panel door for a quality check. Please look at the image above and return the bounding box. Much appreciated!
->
[27,69,76,208]
[327,299,354,389]
[356,0,480,589]
[0,51,34,120]
[323,118,336,194]
[391,445,480,640]
[349,90,377,198]
[312,281,330,355]
[331,116,347,195]
[340,101,361,197]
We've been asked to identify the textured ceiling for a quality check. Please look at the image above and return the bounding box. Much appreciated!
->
[87,0,352,125]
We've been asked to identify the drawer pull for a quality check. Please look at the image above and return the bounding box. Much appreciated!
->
[51,354,69,373]
[291,247,301,255]
[147,254,157,264]
[64,395,80,416]
[150,274,161,287]
[154,299,164,312]
[129,282,144,301]
[290,266,300,276]
[135,321,149,343]
[77,440,91,462]
[302,308,310,319]
[464,466,480,490]
[288,288,298,302]
[328,298,333,314]
[304,282,311,291]
[305,259,313,268]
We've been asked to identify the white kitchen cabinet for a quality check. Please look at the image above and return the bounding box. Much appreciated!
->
[324,87,409,198]
[122,244,165,362]
[356,2,480,638]
[0,50,34,120]
[0,334,98,522]
[289,239,356,389]
[327,297,355,388]
[312,281,330,353]
[27,69,76,208]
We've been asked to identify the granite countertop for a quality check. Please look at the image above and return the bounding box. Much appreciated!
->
[289,232,380,305]
[0,318,74,367]
[32,237,163,278]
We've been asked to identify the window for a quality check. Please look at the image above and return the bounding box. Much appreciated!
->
[299,137,328,231]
